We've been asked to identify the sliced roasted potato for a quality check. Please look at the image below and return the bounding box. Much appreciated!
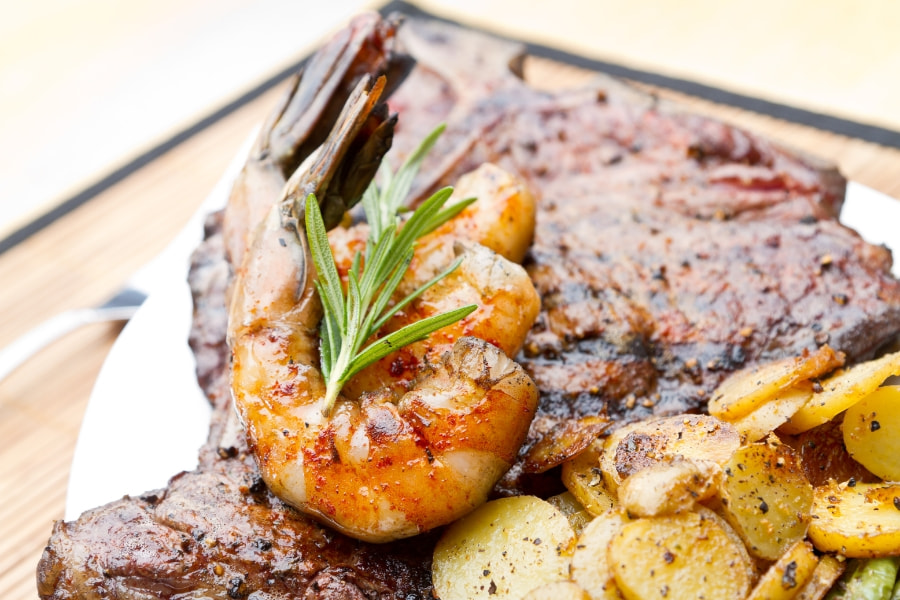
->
[609,508,754,600]
[523,581,592,600]
[730,387,813,443]
[563,439,618,517]
[794,555,845,600]
[746,540,818,600]
[547,491,594,536]
[808,481,900,557]
[433,496,575,599]
[718,436,814,560]
[599,415,740,493]
[617,457,722,518]
[709,346,843,421]
[570,511,629,600]
[842,385,900,481]
[524,415,611,474]
[780,351,900,434]
[598,425,633,493]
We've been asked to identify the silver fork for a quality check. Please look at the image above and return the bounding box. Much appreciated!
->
[0,130,254,384]
[0,195,208,383]
[0,287,148,381]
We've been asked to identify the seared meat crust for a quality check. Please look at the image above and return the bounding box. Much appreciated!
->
[38,15,900,599]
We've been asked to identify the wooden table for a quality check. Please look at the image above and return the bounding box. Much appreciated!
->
[2,2,899,598]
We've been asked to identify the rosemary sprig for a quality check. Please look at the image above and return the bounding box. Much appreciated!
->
[305,125,477,414]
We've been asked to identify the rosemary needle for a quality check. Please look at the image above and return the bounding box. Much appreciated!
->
[305,125,477,414]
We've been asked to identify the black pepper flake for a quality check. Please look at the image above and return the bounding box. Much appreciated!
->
[893,497,900,511]
[660,585,669,597]
[278,238,287,247]
[227,576,246,599]
[781,561,799,589]
[687,145,706,161]
[759,499,769,514]
[870,420,881,432]
[248,476,266,494]
[848,478,857,487]
[663,550,675,564]
[218,446,238,459]
[254,538,272,551]
[488,580,497,595]
[814,331,831,345]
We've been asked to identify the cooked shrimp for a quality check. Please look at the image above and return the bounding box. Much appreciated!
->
[227,95,541,542]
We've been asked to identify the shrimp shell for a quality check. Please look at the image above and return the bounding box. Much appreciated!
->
[228,90,540,541]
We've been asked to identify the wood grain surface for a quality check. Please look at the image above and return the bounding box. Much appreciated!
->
[2,7,899,599]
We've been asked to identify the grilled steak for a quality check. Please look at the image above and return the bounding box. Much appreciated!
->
[385,18,900,477]
[37,14,900,599]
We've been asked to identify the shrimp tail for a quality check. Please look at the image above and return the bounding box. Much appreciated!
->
[281,75,396,229]
[257,12,408,174]
[228,73,395,341]
[224,11,408,265]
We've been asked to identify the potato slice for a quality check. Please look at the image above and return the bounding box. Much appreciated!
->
[617,457,722,518]
[599,415,740,493]
[598,425,634,493]
[746,540,818,600]
[523,581,592,600]
[570,511,629,600]
[730,387,813,443]
[808,481,900,557]
[718,436,814,560]
[842,385,900,481]
[524,416,611,474]
[781,351,900,434]
[563,439,618,517]
[547,491,594,536]
[609,508,753,600]
[433,496,575,599]
[794,555,845,600]
[709,346,843,421]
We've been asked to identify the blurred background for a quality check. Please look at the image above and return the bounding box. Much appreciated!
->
[2,0,899,240]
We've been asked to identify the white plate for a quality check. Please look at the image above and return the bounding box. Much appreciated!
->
[63,136,252,520]
[64,177,900,520]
